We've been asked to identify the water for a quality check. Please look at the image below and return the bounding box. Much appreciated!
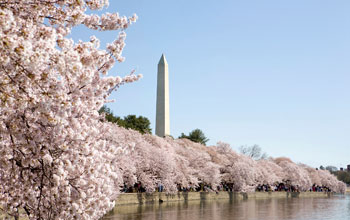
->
[103,195,350,220]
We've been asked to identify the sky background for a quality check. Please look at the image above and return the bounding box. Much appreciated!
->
[71,0,350,169]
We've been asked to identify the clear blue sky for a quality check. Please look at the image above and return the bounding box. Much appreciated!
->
[71,0,350,169]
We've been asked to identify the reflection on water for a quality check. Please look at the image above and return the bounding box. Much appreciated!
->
[103,195,350,220]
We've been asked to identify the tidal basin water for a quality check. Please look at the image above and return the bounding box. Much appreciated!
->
[103,195,350,220]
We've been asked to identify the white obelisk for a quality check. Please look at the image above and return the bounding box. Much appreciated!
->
[156,54,170,137]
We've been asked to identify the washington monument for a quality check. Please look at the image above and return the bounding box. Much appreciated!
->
[156,54,170,137]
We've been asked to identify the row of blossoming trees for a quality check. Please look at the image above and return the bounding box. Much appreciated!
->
[111,126,346,195]
[0,0,346,220]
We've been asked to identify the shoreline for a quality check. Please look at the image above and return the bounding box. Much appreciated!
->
[115,191,333,206]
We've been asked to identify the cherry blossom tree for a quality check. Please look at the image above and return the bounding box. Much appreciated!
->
[164,138,199,189]
[174,139,221,190]
[256,159,284,186]
[0,0,140,219]
[109,126,179,193]
[274,158,311,191]
[212,142,259,192]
